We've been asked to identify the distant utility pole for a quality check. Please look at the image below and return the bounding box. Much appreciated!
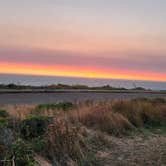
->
[133,82,137,89]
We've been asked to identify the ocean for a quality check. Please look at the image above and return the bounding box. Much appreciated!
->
[0,74,166,90]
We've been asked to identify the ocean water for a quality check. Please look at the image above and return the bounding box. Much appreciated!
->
[0,74,166,90]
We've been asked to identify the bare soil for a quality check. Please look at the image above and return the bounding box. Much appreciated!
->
[96,133,166,166]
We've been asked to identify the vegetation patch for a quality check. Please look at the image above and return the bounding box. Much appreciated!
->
[0,110,9,118]
[10,138,36,166]
[0,99,165,165]
[35,102,74,112]
[0,110,10,127]
[42,118,97,165]
[112,99,166,127]
[73,106,133,136]
[20,115,50,140]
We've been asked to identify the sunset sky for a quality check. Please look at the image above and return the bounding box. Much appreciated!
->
[0,0,166,81]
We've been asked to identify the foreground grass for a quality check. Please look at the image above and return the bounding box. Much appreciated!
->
[0,98,165,165]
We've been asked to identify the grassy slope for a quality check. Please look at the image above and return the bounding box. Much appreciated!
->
[0,98,165,165]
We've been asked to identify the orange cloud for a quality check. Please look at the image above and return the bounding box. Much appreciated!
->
[0,62,165,82]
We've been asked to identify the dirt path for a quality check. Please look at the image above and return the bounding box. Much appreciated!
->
[96,134,166,166]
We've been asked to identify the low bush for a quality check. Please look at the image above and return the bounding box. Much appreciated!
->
[0,110,9,118]
[0,110,9,127]
[11,138,35,166]
[0,118,8,127]
[0,139,35,166]
[35,102,74,111]
[20,115,50,140]
[0,145,8,160]
[31,138,46,153]
[33,102,74,116]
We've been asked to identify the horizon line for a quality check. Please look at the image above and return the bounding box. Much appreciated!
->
[0,72,166,83]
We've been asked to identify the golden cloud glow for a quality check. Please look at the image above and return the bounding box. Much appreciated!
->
[0,62,165,82]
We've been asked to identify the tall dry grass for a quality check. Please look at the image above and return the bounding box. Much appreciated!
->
[69,104,133,136]
[0,98,165,135]
[2,105,34,120]
[1,98,165,136]
[69,98,166,135]
[112,99,166,127]
[0,98,165,165]
[44,118,86,165]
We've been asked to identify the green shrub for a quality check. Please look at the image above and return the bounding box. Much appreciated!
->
[0,118,8,127]
[11,138,36,166]
[31,138,46,153]
[20,115,50,140]
[0,110,9,118]
[54,102,74,111]
[0,145,8,160]
[35,102,74,112]
[0,110,9,127]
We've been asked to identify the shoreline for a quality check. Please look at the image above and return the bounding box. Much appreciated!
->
[0,89,166,94]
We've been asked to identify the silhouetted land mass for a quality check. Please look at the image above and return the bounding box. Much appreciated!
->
[0,83,147,91]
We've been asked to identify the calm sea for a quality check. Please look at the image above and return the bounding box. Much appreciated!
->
[0,74,166,90]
